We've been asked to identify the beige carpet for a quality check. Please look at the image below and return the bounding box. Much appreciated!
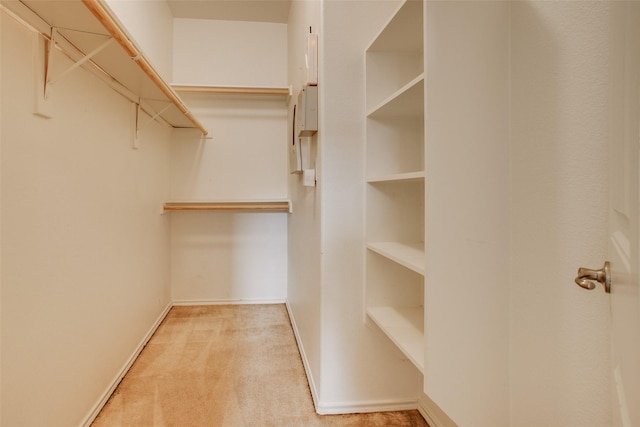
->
[92,304,429,427]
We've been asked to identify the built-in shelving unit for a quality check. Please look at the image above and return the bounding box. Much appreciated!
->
[163,200,291,213]
[364,0,425,374]
[3,0,207,135]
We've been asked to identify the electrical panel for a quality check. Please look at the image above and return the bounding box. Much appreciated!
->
[296,85,318,137]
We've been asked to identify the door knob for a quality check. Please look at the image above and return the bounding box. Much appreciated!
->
[575,261,611,293]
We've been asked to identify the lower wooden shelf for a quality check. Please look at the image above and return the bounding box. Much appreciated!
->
[163,200,291,213]
[367,306,425,373]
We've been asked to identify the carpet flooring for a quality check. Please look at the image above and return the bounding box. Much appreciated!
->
[92,304,429,427]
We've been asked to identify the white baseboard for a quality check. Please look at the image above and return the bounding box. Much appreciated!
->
[418,393,458,427]
[172,297,286,306]
[316,398,418,415]
[80,302,173,427]
[285,301,320,412]
[284,301,422,417]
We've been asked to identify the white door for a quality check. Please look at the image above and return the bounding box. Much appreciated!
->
[607,2,640,425]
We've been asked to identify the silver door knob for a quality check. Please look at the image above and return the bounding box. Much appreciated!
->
[575,261,611,293]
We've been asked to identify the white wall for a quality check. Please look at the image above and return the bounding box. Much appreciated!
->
[1,13,172,426]
[320,0,424,410]
[510,2,612,425]
[287,0,426,413]
[173,18,287,87]
[170,19,288,304]
[286,0,323,405]
[104,0,175,81]
[424,2,510,425]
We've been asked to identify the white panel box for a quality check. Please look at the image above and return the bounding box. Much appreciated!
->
[296,85,318,137]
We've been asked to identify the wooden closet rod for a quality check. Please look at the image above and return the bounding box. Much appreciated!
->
[163,201,291,212]
[81,0,208,136]
[173,85,291,96]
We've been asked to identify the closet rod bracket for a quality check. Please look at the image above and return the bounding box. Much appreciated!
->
[132,101,172,149]
[44,28,114,99]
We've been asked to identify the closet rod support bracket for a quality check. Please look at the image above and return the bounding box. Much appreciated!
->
[132,101,172,149]
[44,29,114,99]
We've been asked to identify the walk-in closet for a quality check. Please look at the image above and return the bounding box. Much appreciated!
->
[2,0,638,426]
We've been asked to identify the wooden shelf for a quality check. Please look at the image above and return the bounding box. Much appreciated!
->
[163,201,291,213]
[367,171,424,183]
[367,242,424,275]
[172,84,291,97]
[4,0,207,134]
[367,306,424,373]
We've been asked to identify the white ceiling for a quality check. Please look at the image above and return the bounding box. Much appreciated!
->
[167,0,292,24]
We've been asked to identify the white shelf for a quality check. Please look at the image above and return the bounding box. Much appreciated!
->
[367,242,425,275]
[367,306,425,373]
[4,0,207,135]
[367,171,424,183]
[364,0,425,380]
[367,74,424,118]
[366,0,424,54]
[365,0,424,110]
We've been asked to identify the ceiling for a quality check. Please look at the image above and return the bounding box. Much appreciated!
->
[166,0,292,24]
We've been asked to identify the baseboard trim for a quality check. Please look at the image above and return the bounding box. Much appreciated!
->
[285,301,422,417]
[316,398,418,415]
[418,393,458,427]
[80,302,173,427]
[172,297,287,306]
[285,301,321,413]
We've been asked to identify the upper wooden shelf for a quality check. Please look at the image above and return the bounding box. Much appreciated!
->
[163,201,291,213]
[172,84,292,97]
[4,0,207,135]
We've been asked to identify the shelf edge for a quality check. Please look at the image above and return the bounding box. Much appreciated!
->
[367,171,425,183]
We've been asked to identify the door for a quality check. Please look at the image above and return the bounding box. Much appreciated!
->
[608,2,640,425]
